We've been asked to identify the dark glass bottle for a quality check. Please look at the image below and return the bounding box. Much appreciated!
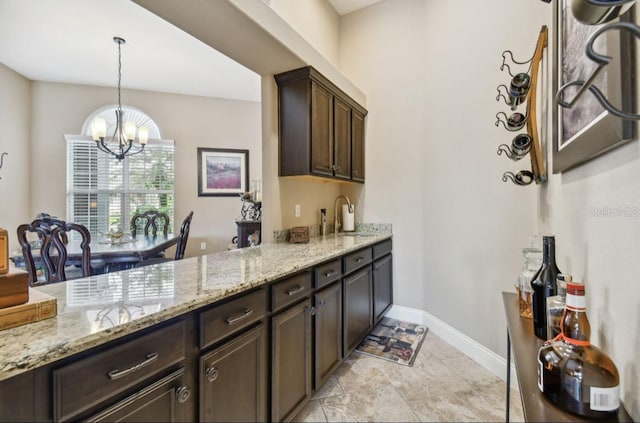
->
[531,235,561,339]
[538,282,620,419]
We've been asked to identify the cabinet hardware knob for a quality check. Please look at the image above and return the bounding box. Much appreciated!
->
[320,299,326,308]
[206,366,219,383]
[286,285,305,296]
[107,352,158,380]
[309,306,316,316]
[323,271,334,277]
[356,257,365,263]
[225,308,254,325]
[177,386,191,403]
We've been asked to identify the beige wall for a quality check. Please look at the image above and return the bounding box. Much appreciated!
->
[0,64,31,253]
[27,81,261,257]
[269,0,340,66]
[339,0,639,417]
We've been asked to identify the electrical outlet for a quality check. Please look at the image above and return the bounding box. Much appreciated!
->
[295,204,301,218]
[200,242,207,250]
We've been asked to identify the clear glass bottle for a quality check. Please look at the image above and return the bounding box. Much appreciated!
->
[516,245,542,318]
[538,282,620,419]
[531,235,561,339]
[546,274,571,339]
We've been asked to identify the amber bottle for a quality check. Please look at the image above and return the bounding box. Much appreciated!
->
[538,282,620,419]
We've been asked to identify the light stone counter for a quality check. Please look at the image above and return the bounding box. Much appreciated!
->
[0,231,391,382]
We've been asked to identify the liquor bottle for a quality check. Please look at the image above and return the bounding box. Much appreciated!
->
[531,235,561,339]
[538,282,620,418]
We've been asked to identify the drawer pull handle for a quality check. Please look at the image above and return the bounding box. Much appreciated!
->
[286,285,305,296]
[206,366,219,382]
[323,271,335,277]
[108,352,158,380]
[225,308,254,325]
[177,386,191,403]
[356,257,365,263]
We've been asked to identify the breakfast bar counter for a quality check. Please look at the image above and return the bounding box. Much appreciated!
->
[0,230,391,382]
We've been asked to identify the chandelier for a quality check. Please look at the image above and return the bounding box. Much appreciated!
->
[91,37,148,161]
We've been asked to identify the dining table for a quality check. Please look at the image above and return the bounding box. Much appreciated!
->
[11,234,180,275]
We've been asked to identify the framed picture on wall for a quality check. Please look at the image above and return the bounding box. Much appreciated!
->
[552,0,637,173]
[197,148,249,197]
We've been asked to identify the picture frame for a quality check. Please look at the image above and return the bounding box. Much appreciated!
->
[197,148,249,197]
[552,1,637,173]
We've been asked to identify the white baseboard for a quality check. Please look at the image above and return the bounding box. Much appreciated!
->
[386,304,519,391]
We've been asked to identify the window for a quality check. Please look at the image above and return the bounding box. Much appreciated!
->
[66,106,174,238]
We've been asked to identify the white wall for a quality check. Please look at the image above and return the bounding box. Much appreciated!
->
[27,81,261,257]
[0,64,31,253]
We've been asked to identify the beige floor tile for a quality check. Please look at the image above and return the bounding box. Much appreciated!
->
[312,375,345,400]
[292,399,327,423]
[321,384,420,422]
[334,353,392,393]
[294,327,521,423]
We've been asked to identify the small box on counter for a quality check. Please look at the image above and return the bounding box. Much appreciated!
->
[0,288,57,331]
[0,267,29,309]
[289,226,309,243]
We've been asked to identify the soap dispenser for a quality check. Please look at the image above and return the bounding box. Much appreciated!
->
[320,209,327,236]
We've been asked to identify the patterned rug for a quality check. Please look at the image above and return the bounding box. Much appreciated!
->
[355,317,428,366]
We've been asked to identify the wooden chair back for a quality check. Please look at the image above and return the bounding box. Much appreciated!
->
[130,210,170,237]
[175,211,194,260]
[16,217,91,285]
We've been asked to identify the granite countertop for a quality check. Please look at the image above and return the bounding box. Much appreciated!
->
[0,230,391,382]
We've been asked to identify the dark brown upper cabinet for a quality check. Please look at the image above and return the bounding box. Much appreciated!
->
[275,66,367,183]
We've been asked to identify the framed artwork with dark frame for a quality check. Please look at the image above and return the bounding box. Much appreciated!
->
[197,147,249,197]
[552,1,637,173]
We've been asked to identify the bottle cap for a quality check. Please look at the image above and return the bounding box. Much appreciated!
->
[566,281,585,295]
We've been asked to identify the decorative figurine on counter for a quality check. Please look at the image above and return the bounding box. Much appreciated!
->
[239,191,262,221]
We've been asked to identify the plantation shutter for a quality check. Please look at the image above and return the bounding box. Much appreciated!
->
[66,135,175,238]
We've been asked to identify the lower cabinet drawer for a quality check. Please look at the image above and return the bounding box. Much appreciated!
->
[343,247,372,275]
[86,368,190,423]
[200,288,266,349]
[53,320,186,422]
[271,272,312,312]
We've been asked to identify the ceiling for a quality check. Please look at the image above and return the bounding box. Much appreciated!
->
[0,0,381,103]
[0,0,261,102]
[328,0,383,16]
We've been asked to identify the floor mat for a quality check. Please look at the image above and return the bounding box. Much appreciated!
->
[354,317,428,366]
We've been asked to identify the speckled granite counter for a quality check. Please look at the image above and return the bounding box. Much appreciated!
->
[0,231,391,382]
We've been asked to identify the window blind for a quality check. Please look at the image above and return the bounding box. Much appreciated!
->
[66,136,175,238]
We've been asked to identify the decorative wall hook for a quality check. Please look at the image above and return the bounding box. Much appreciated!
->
[502,170,535,186]
[0,152,7,180]
[496,84,529,110]
[500,50,534,77]
[495,111,528,131]
[497,134,533,161]
[556,21,640,120]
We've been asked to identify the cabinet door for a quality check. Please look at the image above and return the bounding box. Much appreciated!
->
[351,109,365,183]
[373,255,393,324]
[272,299,312,422]
[314,282,342,391]
[311,83,333,177]
[333,97,352,180]
[343,267,373,357]
[87,368,189,423]
[199,324,267,422]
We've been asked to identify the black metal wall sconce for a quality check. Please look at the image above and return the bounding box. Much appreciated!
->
[496,26,548,186]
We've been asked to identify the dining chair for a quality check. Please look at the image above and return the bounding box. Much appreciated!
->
[16,216,91,285]
[135,211,194,268]
[130,210,170,237]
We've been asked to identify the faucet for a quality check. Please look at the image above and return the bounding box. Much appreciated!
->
[334,195,353,234]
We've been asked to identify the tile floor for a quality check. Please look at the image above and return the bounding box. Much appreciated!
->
[294,332,524,422]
